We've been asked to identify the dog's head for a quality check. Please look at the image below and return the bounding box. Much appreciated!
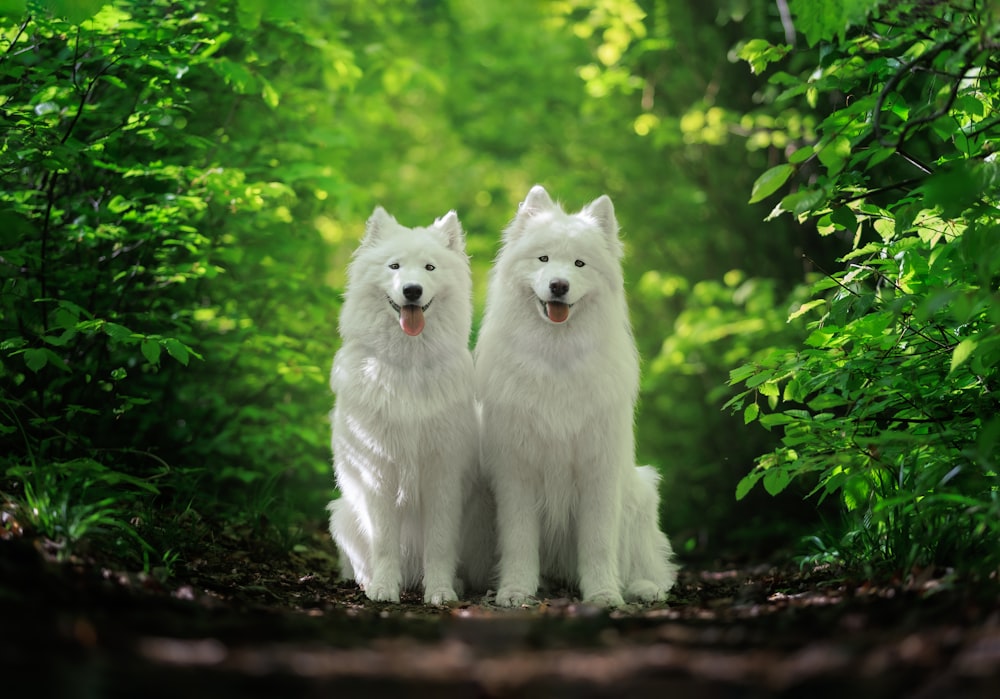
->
[497,185,624,326]
[346,207,469,338]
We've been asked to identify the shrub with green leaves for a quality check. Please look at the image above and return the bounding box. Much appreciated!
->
[729,0,1000,575]
[1,3,214,459]
[0,0,351,556]
[634,269,814,548]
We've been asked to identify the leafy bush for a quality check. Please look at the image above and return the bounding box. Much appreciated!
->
[729,0,1000,576]
[0,1,350,556]
[634,269,816,550]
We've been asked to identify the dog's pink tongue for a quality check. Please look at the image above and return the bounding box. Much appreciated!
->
[546,302,570,323]
[400,305,425,336]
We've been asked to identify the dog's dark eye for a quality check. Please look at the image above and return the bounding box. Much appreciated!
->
[575,260,585,268]
[538,255,548,262]
[425,264,435,271]
[388,263,400,270]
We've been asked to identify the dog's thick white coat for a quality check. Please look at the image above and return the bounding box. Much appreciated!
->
[327,207,478,605]
[476,185,678,607]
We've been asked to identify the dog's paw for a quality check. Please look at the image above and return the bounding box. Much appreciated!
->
[583,589,626,607]
[625,579,667,603]
[365,580,401,603]
[424,585,458,606]
[495,585,536,608]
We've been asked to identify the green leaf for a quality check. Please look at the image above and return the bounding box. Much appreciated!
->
[949,338,977,374]
[23,348,48,372]
[43,328,77,347]
[22,348,70,373]
[261,79,280,109]
[788,299,826,321]
[749,164,794,204]
[763,467,793,496]
[729,363,758,384]
[107,195,133,213]
[103,322,133,341]
[737,39,791,75]
[782,377,804,403]
[866,146,896,168]
[758,381,779,398]
[52,307,79,330]
[744,403,760,424]
[163,339,190,366]
[759,413,794,428]
[840,241,883,261]
[735,470,764,501]
[788,146,814,164]
[804,328,836,348]
[746,370,774,389]
[817,136,851,176]
[141,339,162,366]
[779,188,826,217]
[829,206,856,232]
[873,218,894,242]
[56,300,92,320]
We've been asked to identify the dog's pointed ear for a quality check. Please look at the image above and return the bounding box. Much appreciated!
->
[584,195,617,237]
[519,185,555,217]
[362,206,395,246]
[583,194,623,256]
[505,185,556,241]
[433,210,465,251]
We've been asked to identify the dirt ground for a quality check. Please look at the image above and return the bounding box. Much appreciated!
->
[2,525,998,699]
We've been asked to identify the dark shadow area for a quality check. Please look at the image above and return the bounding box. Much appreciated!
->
[3,529,997,699]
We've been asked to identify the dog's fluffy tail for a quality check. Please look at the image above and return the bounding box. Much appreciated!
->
[620,465,679,601]
[327,499,360,582]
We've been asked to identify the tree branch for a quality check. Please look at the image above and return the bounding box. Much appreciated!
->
[0,15,31,67]
[873,39,952,146]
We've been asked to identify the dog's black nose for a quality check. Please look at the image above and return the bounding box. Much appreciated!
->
[549,278,569,297]
[403,283,423,302]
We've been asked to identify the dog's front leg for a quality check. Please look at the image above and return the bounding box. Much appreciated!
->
[421,458,462,605]
[366,496,403,602]
[576,442,626,607]
[494,472,541,607]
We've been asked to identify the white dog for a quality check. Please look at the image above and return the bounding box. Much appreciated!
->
[327,206,478,604]
[476,185,678,607]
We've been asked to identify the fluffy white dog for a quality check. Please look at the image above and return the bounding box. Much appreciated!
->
[327,206,478,604]
[476,185,678,607]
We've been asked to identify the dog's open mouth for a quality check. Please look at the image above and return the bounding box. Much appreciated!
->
[539,299,572,324]
[388,297,433,336]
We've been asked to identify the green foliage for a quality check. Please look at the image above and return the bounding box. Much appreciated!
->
[1,3,220,463]
[790,0,882,46]
[635,269,814,546]
[730,0,1000,575]
[7,458,159,562]
[1,0,356,558]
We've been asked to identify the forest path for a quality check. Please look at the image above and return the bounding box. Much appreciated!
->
[2,529,998,698]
